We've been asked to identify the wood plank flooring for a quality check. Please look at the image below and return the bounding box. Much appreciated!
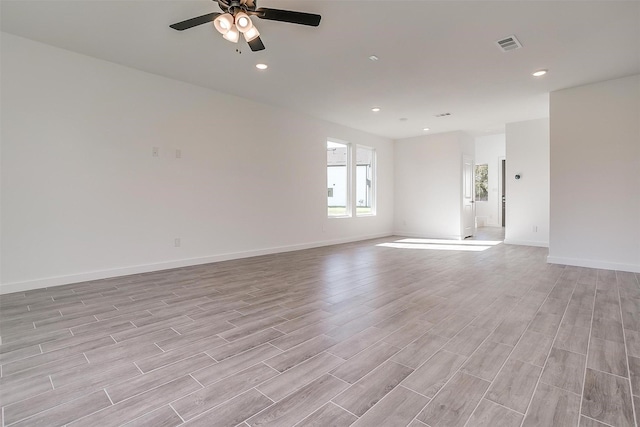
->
[1,229,639,426]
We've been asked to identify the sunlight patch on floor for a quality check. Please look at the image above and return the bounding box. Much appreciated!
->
[397,238,502,246]
[376,238,502,252]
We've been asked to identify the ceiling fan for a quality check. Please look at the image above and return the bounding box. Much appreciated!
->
[170,0,321,52]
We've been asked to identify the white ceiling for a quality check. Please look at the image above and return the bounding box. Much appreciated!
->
[1,1,639,139]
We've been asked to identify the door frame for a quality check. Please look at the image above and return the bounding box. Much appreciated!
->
[462,155,476,238]
[498,156,506,228]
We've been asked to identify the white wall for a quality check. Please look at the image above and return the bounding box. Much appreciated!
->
[474,134,506,227]
[504,118,550,247]
[394,131,474,240]
[548,74,640,272]
[0,33,394,293]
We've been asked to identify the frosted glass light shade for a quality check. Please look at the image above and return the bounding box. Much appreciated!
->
[223,26,240,43]
[214,13,234,34]
[235,12,253,33]
[243,26,260,42]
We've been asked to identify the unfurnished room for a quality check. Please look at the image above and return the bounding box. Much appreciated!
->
[1,1,639,426]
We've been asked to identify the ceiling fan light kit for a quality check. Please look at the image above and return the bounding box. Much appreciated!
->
[222,26,240,43]
[244,26,260,42]
[213,13,234,33]
[170,0,321,52]
[235,12,253,32]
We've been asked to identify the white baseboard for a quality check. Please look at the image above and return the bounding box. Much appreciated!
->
[547,256,640,273]
[483,223,502,228]
[503,239,549,248]
[0,232,392,295]
[474,218,500,228]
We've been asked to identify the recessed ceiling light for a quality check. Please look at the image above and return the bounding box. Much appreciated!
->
[369,55,379,61]
[256,63,268,70]
[532,69,547,77]
[423,128,430,131]
[371,107,381,112]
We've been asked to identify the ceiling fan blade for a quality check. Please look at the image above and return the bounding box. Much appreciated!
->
[254,8,321,26]
[170,12,220,31]
[247,36,266,52]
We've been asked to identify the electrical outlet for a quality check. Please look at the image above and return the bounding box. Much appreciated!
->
[176,149,181,159]
[152,147,159,157]
[174,238,181,247]
[532,225,538,232]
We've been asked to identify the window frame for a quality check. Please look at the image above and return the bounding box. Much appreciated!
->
[326,138,352,218]
[355,145,376,217]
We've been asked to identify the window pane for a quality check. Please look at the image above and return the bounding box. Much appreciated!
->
[356,146,375,216]
[475,164,488,201]
[327,141,349,216]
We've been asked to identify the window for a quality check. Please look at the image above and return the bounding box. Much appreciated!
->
[327,140,377,218]
[475,164,488,201]
[356,146,375,216]
[327,140,350,217]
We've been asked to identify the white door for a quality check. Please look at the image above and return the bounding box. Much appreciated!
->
[462,156,475,238]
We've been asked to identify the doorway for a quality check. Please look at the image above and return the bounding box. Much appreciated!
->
[462,155,475,238]
[501,158,506,227]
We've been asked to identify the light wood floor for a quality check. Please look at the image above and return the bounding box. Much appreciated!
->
[1,229,639,427]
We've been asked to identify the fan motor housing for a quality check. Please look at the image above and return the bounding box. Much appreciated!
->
[218,0,257,13]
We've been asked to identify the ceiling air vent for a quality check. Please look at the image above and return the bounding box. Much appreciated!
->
[496,35,522,52]
[435,113,451,118]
